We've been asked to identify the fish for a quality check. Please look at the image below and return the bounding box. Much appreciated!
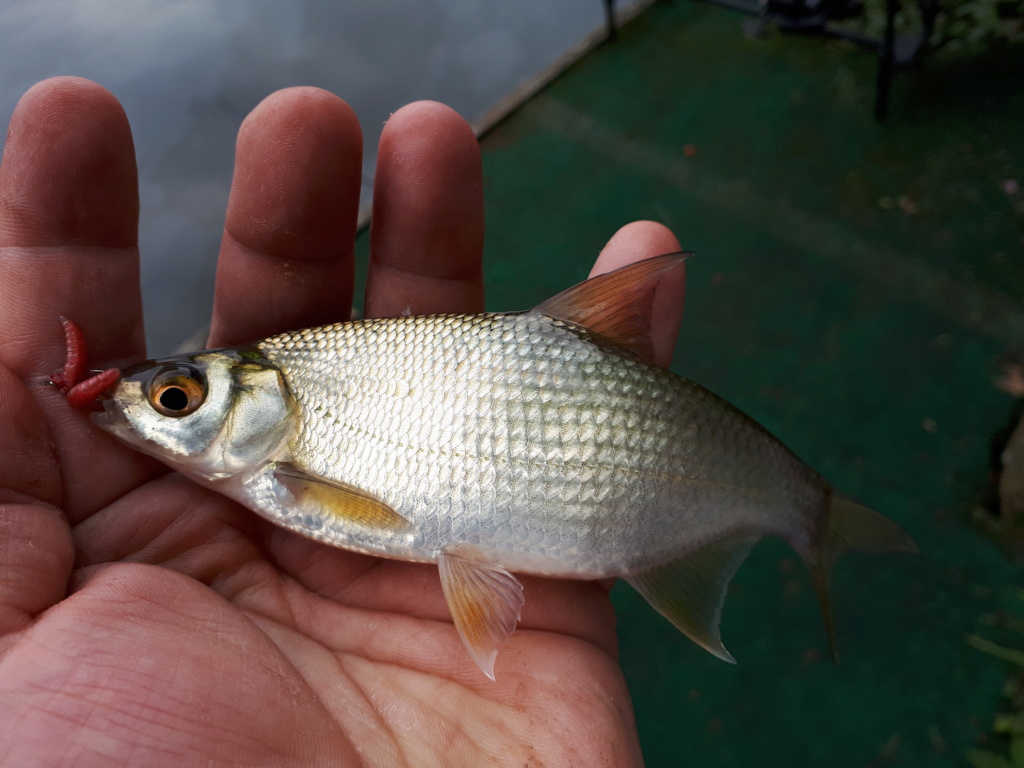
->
[55,253,916,680]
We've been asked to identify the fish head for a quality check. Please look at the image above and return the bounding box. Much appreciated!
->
[92,349,296,481]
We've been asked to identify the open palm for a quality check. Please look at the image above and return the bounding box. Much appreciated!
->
[0,78,684,767]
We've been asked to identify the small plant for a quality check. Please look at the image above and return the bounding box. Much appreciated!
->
[938,0,1024,48]
[965,734,1024,768]
[966,596,1024,767]
[848,0,1023,51]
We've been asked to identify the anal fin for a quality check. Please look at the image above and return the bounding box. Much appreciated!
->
[438,549,524,681]
[626,534,758,663]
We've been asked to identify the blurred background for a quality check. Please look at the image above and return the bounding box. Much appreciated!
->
[0,0,620,354]
[3,1,1023,766]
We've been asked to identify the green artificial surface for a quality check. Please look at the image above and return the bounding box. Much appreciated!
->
[359,3,1024,764]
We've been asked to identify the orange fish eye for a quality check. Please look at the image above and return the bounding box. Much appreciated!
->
[148,365,206,417]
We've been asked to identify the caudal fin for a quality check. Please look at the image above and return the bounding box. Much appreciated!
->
[627,493,915,665]
[808,492,918,662]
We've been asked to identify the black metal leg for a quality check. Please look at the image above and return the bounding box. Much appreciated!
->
[604,0,618,41]
[920,0,938,42]
[874,0,898,120]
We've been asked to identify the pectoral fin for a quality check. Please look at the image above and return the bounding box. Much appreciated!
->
[626,534,758,663]
[438,549,524,681]
[274,464,411,531]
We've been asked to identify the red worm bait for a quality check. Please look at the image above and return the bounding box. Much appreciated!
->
[49,317,121,409]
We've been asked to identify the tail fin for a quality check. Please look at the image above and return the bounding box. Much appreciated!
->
[808,492,918,662]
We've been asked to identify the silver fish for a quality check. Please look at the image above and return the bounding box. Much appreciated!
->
[81,253,915,679]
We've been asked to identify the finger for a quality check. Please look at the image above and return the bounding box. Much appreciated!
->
[0,77,144,559]
[0,498,74,635]
[209,87,362,348]
[591,221,685,368]
[365,101,484,318]
[0,77,143,379]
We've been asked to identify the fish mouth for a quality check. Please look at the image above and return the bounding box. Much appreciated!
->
[90,398,131,437]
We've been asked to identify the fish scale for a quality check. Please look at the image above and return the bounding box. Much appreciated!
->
[256,310,815,577]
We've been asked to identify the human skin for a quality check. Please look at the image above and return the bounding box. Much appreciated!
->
[0,77,685,767]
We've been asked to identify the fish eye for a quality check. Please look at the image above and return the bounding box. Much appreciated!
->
[148,365,206,417]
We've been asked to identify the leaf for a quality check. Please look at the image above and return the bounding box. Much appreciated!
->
[967,635,1024,667]
[965,747,1013,768]
[995,713,1024,736]
[1011,738,1024,767]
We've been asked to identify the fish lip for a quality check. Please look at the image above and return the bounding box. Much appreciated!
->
[90,398,129,433]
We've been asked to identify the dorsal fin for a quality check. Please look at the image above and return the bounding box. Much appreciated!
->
[532,252,691,359]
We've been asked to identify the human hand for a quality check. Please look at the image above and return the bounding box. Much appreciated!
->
[0,77,684,767]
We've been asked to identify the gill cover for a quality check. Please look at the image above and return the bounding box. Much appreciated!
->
[93,350,296,480]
